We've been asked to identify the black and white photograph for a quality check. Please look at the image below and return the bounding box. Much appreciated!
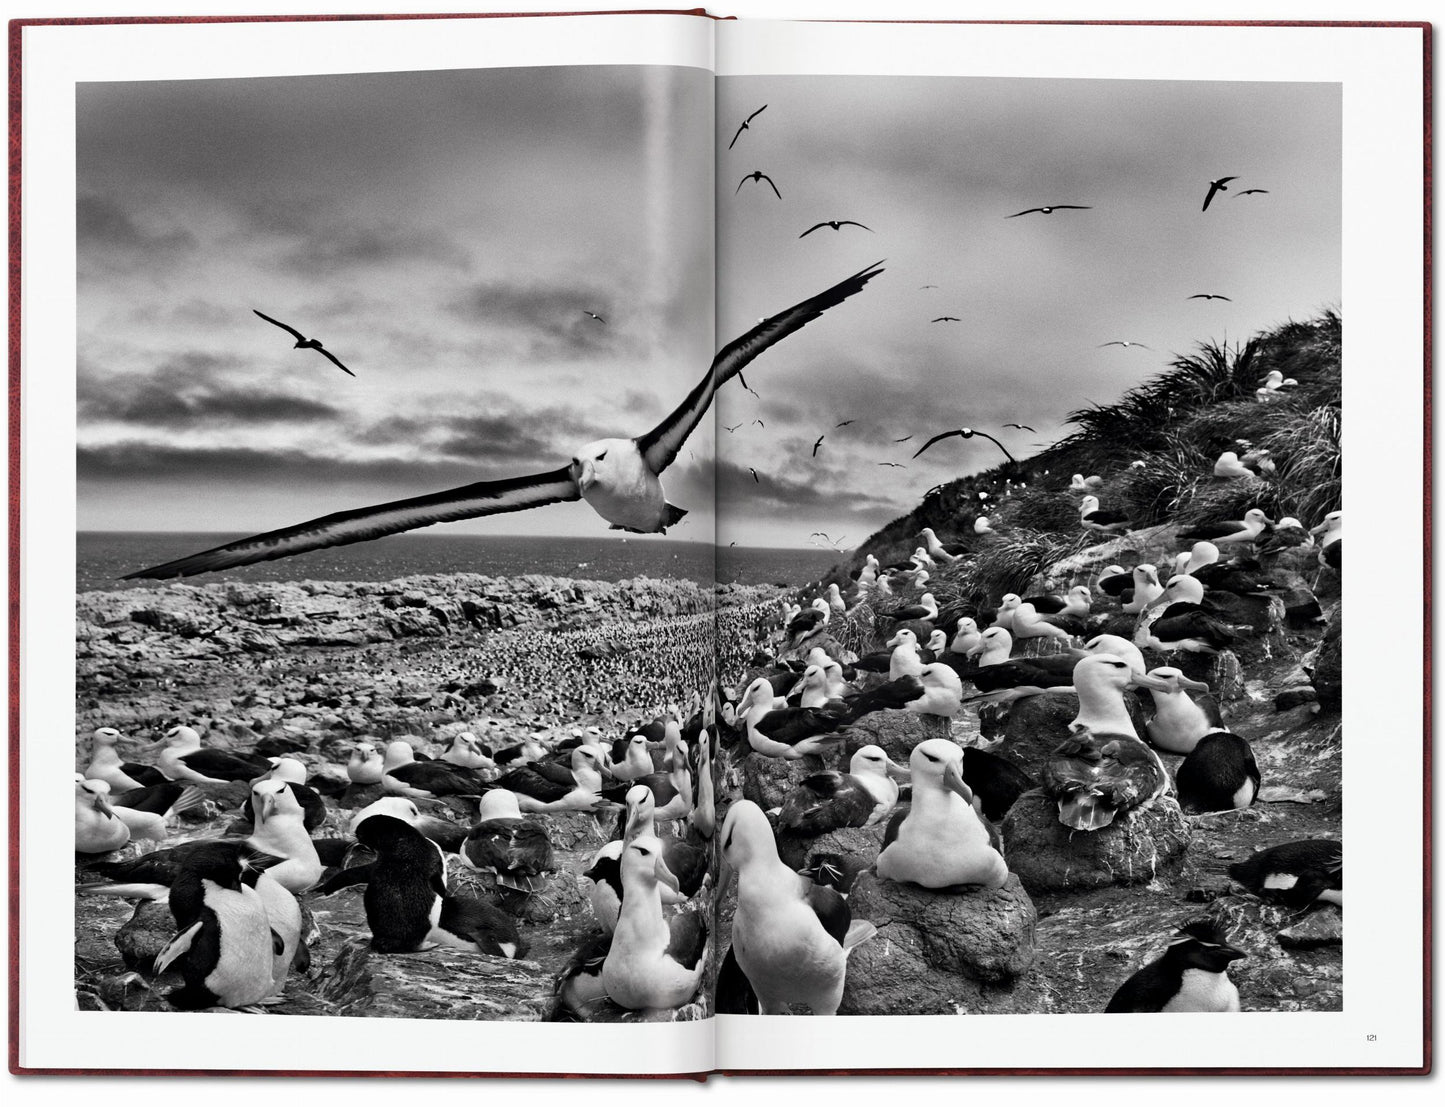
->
[9,7,1424,1080]
[69,56,1348,1025]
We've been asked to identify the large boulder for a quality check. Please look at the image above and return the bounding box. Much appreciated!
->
[841,708,937,762]
[839,871,1036,1015]
[992,693,1149,777]
[1000,790,1191,894]
[739,752,819,813]
[774,824,885,874]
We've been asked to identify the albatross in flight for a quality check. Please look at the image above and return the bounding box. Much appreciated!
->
[252,310,356,377]
[127,262,884,580]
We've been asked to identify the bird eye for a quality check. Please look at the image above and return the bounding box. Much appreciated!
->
[923,753,938,763]
[597,450,608,461]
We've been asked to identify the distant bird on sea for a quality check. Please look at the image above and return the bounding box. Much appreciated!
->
[800,220,872,238]
[1003,422,1035,432]
[1236,188,1269,197]
[931,316,961,323]
[1188,293,1232,301]
[737,171,782,198]
[583,310,606,324]
[1098,340,1150,350]
[1202,176,1238,210]
[252,310,355,377]
[728,104,767,149]
[812,435,825,457]
[128,263,883,578]
[1006,205,1091,218]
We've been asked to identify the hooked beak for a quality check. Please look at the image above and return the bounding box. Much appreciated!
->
[885,631,904,648]
[91,793,116,818]
[654,854,682,896]
[964,642,983,658]
[1128,671,1174,693]
[941,761,976,805]
[1179,676,1211,693]
[885,759,912,782]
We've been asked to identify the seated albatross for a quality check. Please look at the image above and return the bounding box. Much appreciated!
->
[126,262,884,579]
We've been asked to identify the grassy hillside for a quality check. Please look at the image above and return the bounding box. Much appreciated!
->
[820,309,1341,610]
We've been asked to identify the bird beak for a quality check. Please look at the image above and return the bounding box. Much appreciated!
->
[1128,671,1174,693]
[1221,944,1247,962]
[1180,676,1211,693]
[1068,647,1090,660]
[886,632,903,647]
[654,854,682,896]
[92,793,116,817]
[964,642,982,658]
[941,761,976,805]
[885,759,912,782]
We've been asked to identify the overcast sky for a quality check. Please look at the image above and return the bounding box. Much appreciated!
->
[77,68,1339,549]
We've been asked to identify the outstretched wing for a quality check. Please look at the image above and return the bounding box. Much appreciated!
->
[634,261,884,475]
[252,309,306,341]
[1006,208,1044,218]
[912,429,962,459]
[124,467,580,579]
[745,104,767,125]
[315,347,357,377]
[798,223,828,238]
[761,174,782,199]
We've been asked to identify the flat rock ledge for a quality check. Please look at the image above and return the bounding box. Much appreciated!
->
[1000,790,1191,894]
[840,871,1036,1015]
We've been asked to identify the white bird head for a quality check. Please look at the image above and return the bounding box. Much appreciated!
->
[475,789,523,822]
[1143,666,1211,696]
[251,777,304,825]
[1079,495,1101,515]
[719,799,779,872]
[886,628,919,649]
[1163,575,1206,604]
[1077,634,1148,676]
[348,796,421,836]
[383,740,417,770]
[623,784,657,842]
[908,739,974,803]
[1243,509,1274,527]
[621,833,681,896]
[850,744,911,781]
[266,757,308,785]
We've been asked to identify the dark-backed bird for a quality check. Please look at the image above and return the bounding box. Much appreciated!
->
[1188,293,1232,301]
[1098,340,1150,349]
[1176,508,1272,546]
[1202,176,1238,210]
[738,370,759,397]
[583,310,606,323]
[749,468,760,483]
[931,315,961,323]
[878,461,906,468]
[1175,731,1260,814]
[722,800,876,1014]
[892,434,914,442]
[1003,422,1035,431]
[1105,919,1245,1012]
[127,263,881,578]
[252,309,355,376]
[777,745,910,835]
[458,789,556,893]
[1227,839,1341,907]
[835,419,854,427]
[1236,188,1269,197]
[728,104,766,149]
[737,170,782,198]
[812,435,824,457]
[800,220,871,238]
[1007,205,1091,217]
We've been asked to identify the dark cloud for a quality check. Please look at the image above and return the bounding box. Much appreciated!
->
[447,279,626,359]
[359,403,595,468]
[78,353,340,429]
[78,441,480,489]
[715,458,896,516]
[277,222,470,277]
[77,193,196,268]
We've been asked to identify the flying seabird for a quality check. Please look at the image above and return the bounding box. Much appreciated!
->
[738,371,759,397]
[1236,188,1269,197]
[1003,422,1036,432]
[252,309,355,377]
[800,220,872,238]
[1006,205,1091,218]
[737,170,782,198]
[725,422,743,433]
[1098,340,1150,349]
[912,426,1017,463]
[919,284,939,289]
[835,419,854,427]
[812,435,825,457]
[931,315,961,323]
[892,434,914,442]
[878,462,906,468]
[128,262,883,579]
[728,104,767,150]
[583,310,606,324]
[749,468,760,483]
[1202,176,1238,210]
[751,418,765,428]
[1188,293,1232,301]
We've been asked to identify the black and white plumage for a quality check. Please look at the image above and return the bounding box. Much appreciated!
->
[1140,667,1221,754]
[458,790,556,894]
[1006,204,1091,217]
[1096,565,1133,597]
[960,747,1034,823]
[1175,731,1261,814]
[154,725,272,784]
[382,740,487,800]
[1078,494,1131,534]
[127,264,882,579]
[737,170,782,198]
[1104,919,1245,1013]
[1227,839,1342,907]
[1177,508,1274,546]
[601,834,708,1011]
[1187,293,1232,301]
[85,727,166,791]
[1042,729,1170,831]
[800,220,871,238]
[727,104,767,149]
[74,778,130,854]
[776,745,909,835]
[153,842,285,1011]
[721,800,875,1015]
[252,309,355,376]
[356,814,524,959]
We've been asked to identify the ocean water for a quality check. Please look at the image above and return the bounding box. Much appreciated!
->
[77,532,844,594]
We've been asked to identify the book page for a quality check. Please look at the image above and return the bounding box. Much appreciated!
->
[712,18,1423,1072]
[17,10,725,1075]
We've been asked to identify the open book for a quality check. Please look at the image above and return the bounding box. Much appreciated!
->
[10,10,1429,1077]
